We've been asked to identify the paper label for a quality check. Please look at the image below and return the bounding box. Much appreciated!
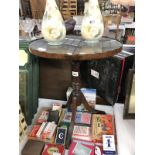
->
[91,69,99,79]
[72,71,79,77]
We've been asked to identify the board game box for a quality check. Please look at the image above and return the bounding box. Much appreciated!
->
[72,125,92,141]
[92,114,114,143]
[75,112,92,125]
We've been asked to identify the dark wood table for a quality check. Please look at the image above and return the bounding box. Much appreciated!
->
[29,35,122,147]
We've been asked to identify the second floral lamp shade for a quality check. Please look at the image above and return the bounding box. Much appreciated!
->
[81,0,104,43]
[41,0,66,45]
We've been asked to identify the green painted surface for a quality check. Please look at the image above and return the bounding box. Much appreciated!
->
[19,40,39,125]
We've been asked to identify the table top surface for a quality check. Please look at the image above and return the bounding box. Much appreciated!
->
[29,35,122,61]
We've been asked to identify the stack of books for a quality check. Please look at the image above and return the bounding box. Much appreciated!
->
[28,104,63,143]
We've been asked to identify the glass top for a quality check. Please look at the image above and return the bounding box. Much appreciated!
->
[29,35,122,60]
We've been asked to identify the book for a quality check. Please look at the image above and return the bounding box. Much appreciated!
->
[41,122,57,140]
[68,141,94,155]
[73,138,94,146]
[52,103,62,116]
[36,110,49,124]
[62,112,72,123]
[36,122,47,138]
[81,112,92,125]
[41,144,65,155]
[55,127,67,145]
[117,49,135,103]
[52,103,62,111]
[48,123,57,140]
[47,110,59,124]
[75,112,82,123]
[28,125,40,137]
[72,125,92,141]
[41,122,52,139]
[92,114,114,143]
[28,123,56,143]
[58,109,67,125]
[103,135,116,155]
[22,140,45,155]
[62,111,92,125]
[75,112,92,125]
[59,121,70,130]
[94,144,103,155]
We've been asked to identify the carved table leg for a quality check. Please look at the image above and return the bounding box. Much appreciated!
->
[65,61,105,148]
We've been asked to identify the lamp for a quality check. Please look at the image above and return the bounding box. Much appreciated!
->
[111,0,135,40]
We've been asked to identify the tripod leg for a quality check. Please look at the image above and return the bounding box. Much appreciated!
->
[65,98,77,149]
[62,91,73,109]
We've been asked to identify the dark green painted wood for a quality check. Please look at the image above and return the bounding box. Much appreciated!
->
[32,55,39,115]
[19,40,39,125]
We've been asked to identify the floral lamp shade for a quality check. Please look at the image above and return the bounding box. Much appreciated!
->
[111,0,135,6]
[41,0,66,45]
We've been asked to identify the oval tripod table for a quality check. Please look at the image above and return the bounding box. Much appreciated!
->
[29,35,122,148]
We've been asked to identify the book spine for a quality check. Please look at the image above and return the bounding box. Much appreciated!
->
[58,109,65,125]
[48,123,57,139]
[41,122,53,139]
[44,122,53,133]
[28,125,40,137]
[92,114,96,140]
[36,122,46,138]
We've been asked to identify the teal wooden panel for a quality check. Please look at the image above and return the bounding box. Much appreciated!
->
[19,40,39,125]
